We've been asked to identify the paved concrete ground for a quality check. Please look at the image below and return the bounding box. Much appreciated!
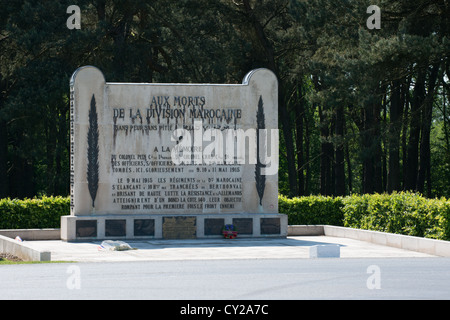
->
[24,236,436,262]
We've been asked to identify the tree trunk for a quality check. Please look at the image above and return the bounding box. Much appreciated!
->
[112,9,134,80]
[46,105,57,195]
[280,90,298,197]
[387,80,402,192]
[295,81,305,196]
[405,70,426,191]
[0,119,8,198]
[373,97,383,193]
[417,63,440,195]
[0,77,8,198]
[362,102,374,194]
[304,110,311,195]
[334,104,345,196]
[401,76,411,190]
[318,103,333,195]
[55,100,69,195]
[96,0,106,21]
[345,135,352,194]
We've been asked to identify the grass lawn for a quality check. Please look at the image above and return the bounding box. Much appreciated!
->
[0,253,72,265]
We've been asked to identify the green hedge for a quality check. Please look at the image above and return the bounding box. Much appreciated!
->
[279,192,450,241]
[342,192,450,240]
[278,194,344,226]
[0,196,70,229]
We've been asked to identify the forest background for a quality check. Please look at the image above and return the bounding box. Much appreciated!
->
[0,0,449,200]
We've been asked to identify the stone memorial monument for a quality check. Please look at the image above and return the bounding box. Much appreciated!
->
[61,66,287,241]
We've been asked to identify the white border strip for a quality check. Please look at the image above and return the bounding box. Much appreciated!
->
[290,225,450,257]
[0,235,51,261]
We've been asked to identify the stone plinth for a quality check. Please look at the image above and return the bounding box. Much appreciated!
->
[61,213,287,241]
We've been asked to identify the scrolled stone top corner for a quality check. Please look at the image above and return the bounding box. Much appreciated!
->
[242,68,278,86]
[70,65,105,86]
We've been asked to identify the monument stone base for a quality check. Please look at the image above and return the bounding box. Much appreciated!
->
[61,213,287,242]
